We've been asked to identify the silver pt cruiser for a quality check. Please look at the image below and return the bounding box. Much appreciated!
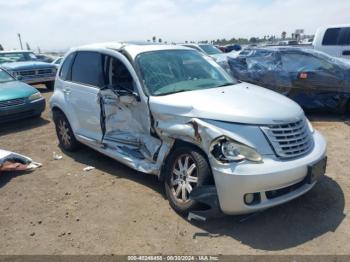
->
[50,42,327,217]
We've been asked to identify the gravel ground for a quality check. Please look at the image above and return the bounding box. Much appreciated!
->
[0,87,349,255]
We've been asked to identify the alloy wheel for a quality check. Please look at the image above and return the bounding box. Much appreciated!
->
[170,154,198,203]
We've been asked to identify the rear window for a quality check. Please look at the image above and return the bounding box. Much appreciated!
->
[322,27,350,46]
[71,51,104,87]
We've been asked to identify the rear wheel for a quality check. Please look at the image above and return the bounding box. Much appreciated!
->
[45,81,55,90]
[53,111,79,151]
[164,146,211,215]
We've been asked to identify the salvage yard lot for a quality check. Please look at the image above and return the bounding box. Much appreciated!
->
[0,86,349,255]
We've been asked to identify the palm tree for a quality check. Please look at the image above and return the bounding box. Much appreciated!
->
[152,36,156,43]
[282,31,287,40]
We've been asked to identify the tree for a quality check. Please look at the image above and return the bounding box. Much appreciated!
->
[152,36,156,42]
[249,37,258,44]
[158,38,162,43]
[0,44,3,51]
[281,31,287,40]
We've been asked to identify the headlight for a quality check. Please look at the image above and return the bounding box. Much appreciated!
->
[306,119,314,133]
[28,92,42,101]
[211,137,262,163]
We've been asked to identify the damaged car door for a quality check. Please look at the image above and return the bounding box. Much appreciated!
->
[99,53,161,162]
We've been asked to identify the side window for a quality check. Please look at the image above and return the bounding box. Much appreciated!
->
[339,28,350,45]
[104,56,135,91]
[322,28,341,45]
[281,53,335,72]
[59,53,75,81]
[71,52,104,87]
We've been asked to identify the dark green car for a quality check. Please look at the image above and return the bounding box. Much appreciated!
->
[0,68,45,123]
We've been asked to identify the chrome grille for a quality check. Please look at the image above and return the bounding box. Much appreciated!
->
[19,70,36,76]
[0,98,26,108]
[261,118,313,158]
[38,68,53,74]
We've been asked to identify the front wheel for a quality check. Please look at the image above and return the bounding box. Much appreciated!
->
[164,146,211,215]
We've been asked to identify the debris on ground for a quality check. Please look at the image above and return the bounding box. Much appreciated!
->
[345,120,350,126]
[83,166,95,172]
[52,152,63,160]
[0,149,42,173]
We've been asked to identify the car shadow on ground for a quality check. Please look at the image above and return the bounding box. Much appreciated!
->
[0,117,50,136]
[64,145,345,251]
[190,176,345,251]
[62,145,165,198]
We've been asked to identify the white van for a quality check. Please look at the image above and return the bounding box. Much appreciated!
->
[313,25,350,59]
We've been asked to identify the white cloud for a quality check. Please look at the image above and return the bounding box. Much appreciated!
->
[0,0,349,51]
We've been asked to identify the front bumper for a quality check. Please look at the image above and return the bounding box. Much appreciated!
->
[0,98,46,123]
[212,130,327,215]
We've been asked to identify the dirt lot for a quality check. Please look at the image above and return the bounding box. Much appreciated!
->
[0,86,349,255]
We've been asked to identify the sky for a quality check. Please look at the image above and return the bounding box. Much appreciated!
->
[0,0,349,51]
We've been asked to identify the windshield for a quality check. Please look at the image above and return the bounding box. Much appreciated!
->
[137,50,236,96]
[0,52,37,64]
[199,45,223,55]
[0,69,15,83]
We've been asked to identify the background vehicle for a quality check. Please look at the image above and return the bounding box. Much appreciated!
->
[223,44,242,53]
[228,47,350,113]
[50,42,326,217]
[277,40,299,46]
[182,43,231,72]
[51,57,63,68]
[0,50,57,90]
[313,24,350,59]
[35,54,55,63]
[0,67,45,123]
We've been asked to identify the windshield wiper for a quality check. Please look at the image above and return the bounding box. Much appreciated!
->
[216,83,234,88]
[161,89,189,96]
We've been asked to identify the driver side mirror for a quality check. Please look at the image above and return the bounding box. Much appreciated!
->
[119,92,140,104]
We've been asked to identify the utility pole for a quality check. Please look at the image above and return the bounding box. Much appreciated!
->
[17,33,23,50]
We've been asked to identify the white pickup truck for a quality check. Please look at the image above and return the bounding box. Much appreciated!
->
[313,25,350,60]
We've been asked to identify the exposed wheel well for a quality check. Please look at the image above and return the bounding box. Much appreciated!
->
[159,139,215,185]
[52,107,65,119]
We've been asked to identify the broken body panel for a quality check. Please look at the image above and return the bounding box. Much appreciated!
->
[228,47,350,113]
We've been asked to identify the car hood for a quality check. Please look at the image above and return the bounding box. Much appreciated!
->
[1,61,56,71]
[0,81,38,101]
[149,82,304,125]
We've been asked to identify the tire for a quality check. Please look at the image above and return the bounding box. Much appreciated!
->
[45,81,55,90]
[346,99,350,116]
[164,146,211,215]
[53,111,79,151]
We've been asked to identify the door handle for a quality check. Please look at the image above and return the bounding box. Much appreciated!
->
[63,88,71,95]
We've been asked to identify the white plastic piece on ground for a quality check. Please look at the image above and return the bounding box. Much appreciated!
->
[83,166,95,172]
[53,152,63,160]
